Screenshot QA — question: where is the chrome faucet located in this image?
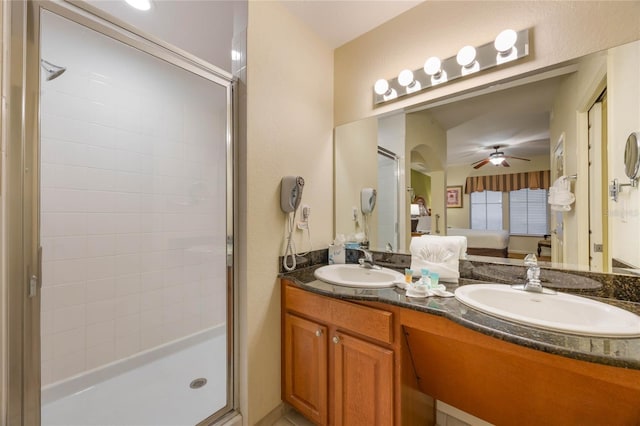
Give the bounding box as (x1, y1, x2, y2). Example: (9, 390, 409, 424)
(523, 253, 543, 293)
(357, 248, 379, 269)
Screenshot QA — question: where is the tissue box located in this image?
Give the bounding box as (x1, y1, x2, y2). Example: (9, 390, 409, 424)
(328, 244, 345, 264)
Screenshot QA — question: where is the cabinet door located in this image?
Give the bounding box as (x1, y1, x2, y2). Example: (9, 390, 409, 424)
(332, 333, 394, 426)
(284, 313, 328, 425)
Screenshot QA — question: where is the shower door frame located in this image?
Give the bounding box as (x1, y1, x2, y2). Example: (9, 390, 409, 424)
(3, 1, 238, 424)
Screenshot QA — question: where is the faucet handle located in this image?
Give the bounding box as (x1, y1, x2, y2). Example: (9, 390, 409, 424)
(527, 266, 540, 281)
(524, 253, 538, 267)
(358, 248, 373, 262)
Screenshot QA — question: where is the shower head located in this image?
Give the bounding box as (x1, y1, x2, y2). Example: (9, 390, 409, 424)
(40, 59, 66, 81)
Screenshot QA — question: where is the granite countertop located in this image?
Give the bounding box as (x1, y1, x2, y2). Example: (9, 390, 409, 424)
(282, 264, 640, 371)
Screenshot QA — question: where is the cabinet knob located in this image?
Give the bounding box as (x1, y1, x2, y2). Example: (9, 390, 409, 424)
(315, 329, 323, 337)
(332, 336, 341, 344)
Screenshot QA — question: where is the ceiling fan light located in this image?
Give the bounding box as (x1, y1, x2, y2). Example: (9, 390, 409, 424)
(490, 156, 505, 165)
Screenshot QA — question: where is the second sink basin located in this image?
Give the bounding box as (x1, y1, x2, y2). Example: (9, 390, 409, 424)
(455, 284, 640, 337)
(314, 264, 404, 288)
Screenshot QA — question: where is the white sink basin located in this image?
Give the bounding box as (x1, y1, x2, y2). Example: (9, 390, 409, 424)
(314, 264, 404, 288)
(454, 284, 640, 337)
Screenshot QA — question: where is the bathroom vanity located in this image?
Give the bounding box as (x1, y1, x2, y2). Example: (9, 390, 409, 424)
(283, 283, 395, 425)
(281, 268, 640, 425)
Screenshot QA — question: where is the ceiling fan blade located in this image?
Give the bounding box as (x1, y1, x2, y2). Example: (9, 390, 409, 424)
(471, 158, 489, 165)
(473, 159, 490, 169)
(504, 155, 531, 161)
(502, 160, 511, 167)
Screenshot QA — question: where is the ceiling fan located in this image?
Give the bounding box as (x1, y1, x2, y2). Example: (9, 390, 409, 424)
(471, 145, 531, 169)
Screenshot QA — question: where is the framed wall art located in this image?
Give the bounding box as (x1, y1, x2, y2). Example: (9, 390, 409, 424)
(447, 186, 463, 208)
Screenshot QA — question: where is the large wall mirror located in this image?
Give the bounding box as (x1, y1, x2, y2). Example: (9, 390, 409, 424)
(335, 38, 640, 275)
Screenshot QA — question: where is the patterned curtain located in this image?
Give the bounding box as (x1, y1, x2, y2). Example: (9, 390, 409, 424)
(464, 170, 551, 194)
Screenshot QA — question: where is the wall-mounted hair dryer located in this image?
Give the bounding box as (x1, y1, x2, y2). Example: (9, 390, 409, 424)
(281, 176, 305, 272)
(361, 187, 377, 214)
(281, 176, 305, 213)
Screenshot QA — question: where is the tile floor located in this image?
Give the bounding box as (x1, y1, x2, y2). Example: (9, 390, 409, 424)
(271, 409, 315, 426)
(272, 405, 479, 426)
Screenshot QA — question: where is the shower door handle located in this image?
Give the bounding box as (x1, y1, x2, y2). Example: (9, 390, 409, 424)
(27, 246, 42, 298)
(28, 275, 37, 298)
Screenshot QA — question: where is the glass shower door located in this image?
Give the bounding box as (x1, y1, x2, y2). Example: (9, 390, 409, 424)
(38, 7, 233, 426)
(377, 148, 400, 251)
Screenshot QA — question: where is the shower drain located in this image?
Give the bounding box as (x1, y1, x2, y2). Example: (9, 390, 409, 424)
(190, 378, 208, 389)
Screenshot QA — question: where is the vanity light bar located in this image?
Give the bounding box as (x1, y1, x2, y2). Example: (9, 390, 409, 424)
(373, 28, 530, 105)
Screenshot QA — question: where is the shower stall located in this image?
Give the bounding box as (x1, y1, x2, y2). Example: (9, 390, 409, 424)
(5, 1, 236, 425)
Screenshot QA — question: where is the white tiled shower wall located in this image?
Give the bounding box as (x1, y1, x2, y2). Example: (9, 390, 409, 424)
(40, 12, 228, 386)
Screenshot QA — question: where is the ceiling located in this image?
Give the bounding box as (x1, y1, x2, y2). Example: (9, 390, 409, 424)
(86, 0, 243, 71)
(428, 75, 567, 167)
(279, 0, 424, 48)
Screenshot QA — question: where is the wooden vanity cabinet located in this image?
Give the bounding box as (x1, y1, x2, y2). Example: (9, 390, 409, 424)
(332, 332, 394, 426)
(283, 278, 640, 425)
(283, 313, 328, 425)
(282, 280, 395, 425)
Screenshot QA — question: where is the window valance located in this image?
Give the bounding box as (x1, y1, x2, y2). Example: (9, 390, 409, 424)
(464, 170, 551, 194)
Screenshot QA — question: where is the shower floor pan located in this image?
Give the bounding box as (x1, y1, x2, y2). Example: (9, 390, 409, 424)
(41, 326, 227, 426)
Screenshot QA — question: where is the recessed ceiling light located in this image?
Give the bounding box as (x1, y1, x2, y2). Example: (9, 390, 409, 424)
(125, 0, 152, 11)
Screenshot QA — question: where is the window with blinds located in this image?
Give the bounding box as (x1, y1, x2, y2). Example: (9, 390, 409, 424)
(509, 188, 549, 235)
(470, 191, 503, 230)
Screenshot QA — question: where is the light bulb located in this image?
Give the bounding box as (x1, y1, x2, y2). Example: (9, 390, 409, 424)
(406, 80, 421, 93)
(125, 0, 152, 10)
(383, 88, 398, 101)
(456, 46, 476, 67)
(374, 79, 390, 95)
(490, 156, 504, 165)
(423, 57, 442, 76)
(398, 69, 414, 87)
(494, 29, 517, 54)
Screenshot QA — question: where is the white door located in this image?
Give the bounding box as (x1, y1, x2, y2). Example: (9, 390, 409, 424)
(588, 96, 608, 272)
(551, 137, 565, 264)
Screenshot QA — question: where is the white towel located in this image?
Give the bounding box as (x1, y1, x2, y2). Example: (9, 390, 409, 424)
(404, 283, 455, 298)
(548, 176, 575, 211)
(409, 235, 467, 283)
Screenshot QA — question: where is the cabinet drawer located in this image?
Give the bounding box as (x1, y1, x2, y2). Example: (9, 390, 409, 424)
(331, 299, 393, 344)
(284, 282, 393, 344)
(285, 284, 332, 322)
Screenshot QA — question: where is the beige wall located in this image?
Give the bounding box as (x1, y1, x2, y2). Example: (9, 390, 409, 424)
(608, 41, 640, 267)
(550, 53, 607, 268)
(334, 118, 378, 243)
(334, 1, 640, 126)
(244, 2, 334, 423)
(429, 171, 446, 237)
(405, 109, 446, 244)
